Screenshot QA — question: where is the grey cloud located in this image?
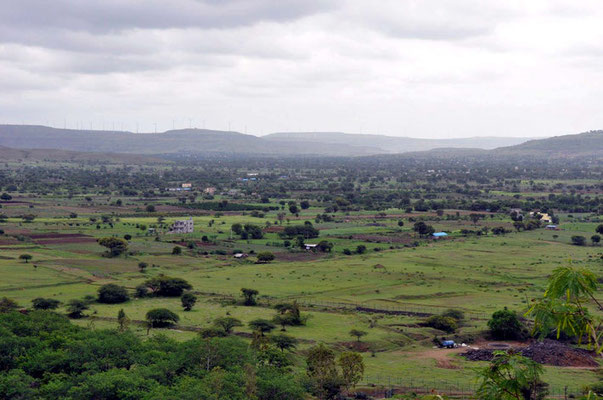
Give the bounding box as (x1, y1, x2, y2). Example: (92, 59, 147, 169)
(0, 0, 334, 36)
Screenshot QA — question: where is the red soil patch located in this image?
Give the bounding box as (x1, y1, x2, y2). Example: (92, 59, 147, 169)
(264, 225, 285, 233)
(335, 234, 414, 244)
(338, 341, 373, 352)
(29, 233, 97, 245)
(274, 251, 326, 262)
(461, 339, 599, 368)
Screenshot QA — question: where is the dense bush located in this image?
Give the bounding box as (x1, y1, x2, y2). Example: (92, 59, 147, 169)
(424, 315, 457, 333)
(280, 224, 320, 239)
(31, 297, 61, 310)
(487, 307, 527, 340)
(144, 276, 192, 297)
(97, 284, 130, 304)
(0, 311, 305, 399)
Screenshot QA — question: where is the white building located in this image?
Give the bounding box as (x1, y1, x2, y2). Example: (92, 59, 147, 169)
(168, 217, 194, 234)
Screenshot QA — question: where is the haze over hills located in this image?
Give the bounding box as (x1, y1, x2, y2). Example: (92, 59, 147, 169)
(0, 145, 163, 164)
(264, 132, 533, 153)
(0, 126, 597, 165)
(0, 124, 534, 156)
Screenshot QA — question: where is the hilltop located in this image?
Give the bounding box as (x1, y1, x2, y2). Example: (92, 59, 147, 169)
(494, 130, 603, 158)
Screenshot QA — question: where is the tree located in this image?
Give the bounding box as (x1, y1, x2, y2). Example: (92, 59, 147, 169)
(98, 284, 130, 304)
(469, 213, 484, 225)
(97, 237, 129, 257)
(397, 220, 404, 227)
(117, 309, 130, 332)
(146, 308, 179, 327)
(289, 204, 298, 214)
(256, 252, 275, 263)
(66, 299, 89, 319)
(172, 246, 182, 255)
(591, 235, 601, 245)
(241, 288, 259, 306)
(0, 193, 12, 201)
(306, 344, 342, 400)
(138, 262, 148, 273)
(213, 317, 243, 334)
(527, 266, 602, 354)
(145, 276, 192, 297)
(271, 334, 298, 352)
(338, 352, 364, 390)
(181, 293, 197, 311)
(145, 205, 156, 212)
(413, 221, 435, 237)
(273, 314, 295, 331)
(249, 319, 275, 336)
(300, 200, 310, 209)
(356, 244, 366, 254)
(349, 329, 368, 342)
(231, 223, 243, 235)
(476, 350, 548, 400)
(513, 221, 525, 232)
(571, 235, 586, 246)
(18, 254, 32, 263)
(317, 240, 333, 252)
(596, 224, 603, 235)
(488, 307, 525, 340)
(31, 297, 61, 310)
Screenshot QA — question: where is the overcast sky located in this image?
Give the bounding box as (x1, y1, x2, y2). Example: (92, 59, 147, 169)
(1, 0, 602, 138)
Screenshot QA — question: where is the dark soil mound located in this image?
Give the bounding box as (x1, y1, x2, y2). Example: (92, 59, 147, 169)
(461, 340, 599, 367)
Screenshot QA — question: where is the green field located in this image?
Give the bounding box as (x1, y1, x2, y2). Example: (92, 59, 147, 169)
(1, 196, 601, 393)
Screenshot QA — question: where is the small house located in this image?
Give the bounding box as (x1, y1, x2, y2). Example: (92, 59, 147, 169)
(432, 232, 448, 238)
(233, 253, 248, 259)
(545, 225, 559, 230)
(304, 244, 318, 251)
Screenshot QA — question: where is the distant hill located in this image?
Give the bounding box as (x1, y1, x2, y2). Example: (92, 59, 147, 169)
(0, 125, 598, 158)
(0, 125, 377, 156)
(0, 145, 163, 164)
(264, 131, 532, 153)
(494, 130, 603, 158)
(381, 130, 603, 160)
(0, 125, 533, 156)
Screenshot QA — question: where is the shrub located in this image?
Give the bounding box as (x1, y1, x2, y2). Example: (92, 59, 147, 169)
(199, 326, 227, 338)
(256, 252, 275, 263)
(97, 284, 130, 304)
(571, 235, 586, 246)
(31, 298, 61, 310)
(172, 246, 182, 255)
(356, 245, 367, 254)
(488, 307, 526, 340)
(424, 315, 457, 333)
(441, 309, 464, 321)
(146, 308, 179, 327)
